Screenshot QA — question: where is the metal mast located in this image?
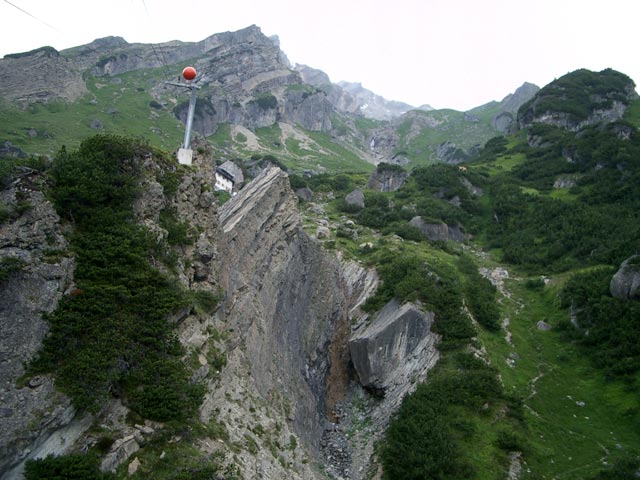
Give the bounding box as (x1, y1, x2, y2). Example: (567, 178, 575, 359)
(165, 66, 200, 165)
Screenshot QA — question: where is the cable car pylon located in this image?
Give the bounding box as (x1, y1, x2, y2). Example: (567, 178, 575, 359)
(165, 66, 200, 165)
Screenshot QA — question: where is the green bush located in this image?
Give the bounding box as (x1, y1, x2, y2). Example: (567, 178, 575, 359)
(25, 454, 114, 480)
(560, 268, 640, 381)
(254, 94, 277, 110)
(28, 135, 204, 420)
(381, 356, 503, 479)
(589, 456, 640, 479)
(160, 207, 194, 246)
(0, 257, 26, 283)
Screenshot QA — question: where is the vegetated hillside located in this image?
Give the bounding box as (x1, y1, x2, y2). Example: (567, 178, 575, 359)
(363, 81, 539, 168)
(0, 25, 538, 177)
(518, 68, 637, 131)
(0, 25, 374, 173)
(291, 68, 639, 479)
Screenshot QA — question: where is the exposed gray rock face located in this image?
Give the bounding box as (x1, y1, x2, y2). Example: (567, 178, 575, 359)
(435, 141, 469, 164)
(338, 259, 379, 321)
(461, 177, 483, 196)
(350, 300, 438, 394)
(294, 64, 331, 86)
(295, 187, 313, 202)
(366, 169, 407, 192)
(337, 81, 414, 121)
(0, 47, 87, 104)
(409, 216, 464, 243)
(283, 89, 333, 131)
(493, 111, 515, 134)
(553, 176, 577, 189)
(521, 101, 629, 132)
(345, 188, 365, 208)
(500, 82, 540, 114)
(0, 142, 27, 158)
(163, 26, 336, 135)
(337, 299, 440, 478)
(537, 320, 552, 331)
(0, 173, 83, 478)
(295, 64, 418, 122)
(100, 435, 140, 473)
(610, 256, 640, 300)
(199, 167, 350, 478)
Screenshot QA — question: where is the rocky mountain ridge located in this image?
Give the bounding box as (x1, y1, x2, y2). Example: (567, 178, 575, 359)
(1, 24, 544, 170)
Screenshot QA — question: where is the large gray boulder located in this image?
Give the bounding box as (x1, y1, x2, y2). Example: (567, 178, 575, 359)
(295, 187, 313, 202)
(409, 216, 464, 243)
(610, 256, 640, 300)
(366, 169, 407, 192)
(350, 299, 438, 394)
(344, 188, 365, 209)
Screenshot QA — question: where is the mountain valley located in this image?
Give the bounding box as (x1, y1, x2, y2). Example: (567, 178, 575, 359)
(1, 25, 640, 480)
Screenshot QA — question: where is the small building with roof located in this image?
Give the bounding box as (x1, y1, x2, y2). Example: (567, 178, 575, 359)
(214, 160, 244, 194)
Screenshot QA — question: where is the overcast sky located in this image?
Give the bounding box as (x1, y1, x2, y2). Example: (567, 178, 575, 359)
(1, 0, 638, 111)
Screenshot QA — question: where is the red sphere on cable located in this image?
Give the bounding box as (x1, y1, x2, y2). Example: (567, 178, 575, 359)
(182, 66, 197, 81)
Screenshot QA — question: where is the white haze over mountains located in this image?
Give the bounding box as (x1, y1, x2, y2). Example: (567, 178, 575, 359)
(1, 0, 639, 111)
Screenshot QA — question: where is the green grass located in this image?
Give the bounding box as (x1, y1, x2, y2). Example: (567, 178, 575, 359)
(468, 101, 502, 124)
(471, 152, 527, 176)
(477, 272, 640, 479)
(520, 186, 541, 196)
(304, 130, 373, 173)
(254, 123, 284, 150)
(394, 108, 500, 167)
(208, 122, 233, 147)
(623, 98, 640, 129)
(549, 188, 578, 201)
(0, 68, 184, 156)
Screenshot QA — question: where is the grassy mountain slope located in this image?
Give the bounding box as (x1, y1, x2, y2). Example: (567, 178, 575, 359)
(0, 66, 185, 155)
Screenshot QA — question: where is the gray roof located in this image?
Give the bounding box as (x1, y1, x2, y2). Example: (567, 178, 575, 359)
(218, 160, 244, 185)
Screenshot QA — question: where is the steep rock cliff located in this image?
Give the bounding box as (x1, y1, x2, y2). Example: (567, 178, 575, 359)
(0, 172, 80, 478)
(0, 48, 87, 105)
(199, 166, 351, 478)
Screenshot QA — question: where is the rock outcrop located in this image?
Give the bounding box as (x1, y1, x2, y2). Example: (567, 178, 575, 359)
(334, 298, 439, 479)
(336, 82, 414, 121)
(350, 300, 438, 395)
(518, 69, 637, 132)
(0, 172, 82, 478)
(0, 47, 87, 104)
(409, 216, 465, 243)
(610, 255, 640, 300)
(435, 141, 470, 164)
(499, 82, 540, 114)
(366, 168, 407, 192)
(345, 188, 365, 208)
